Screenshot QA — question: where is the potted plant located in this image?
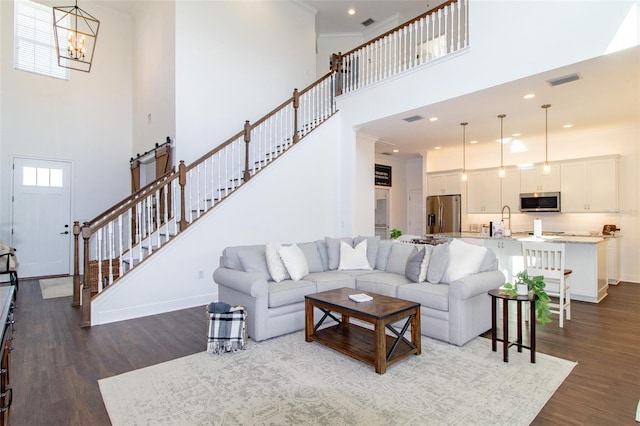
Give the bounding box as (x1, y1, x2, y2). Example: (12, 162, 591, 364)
(390, 229, 402, 239)
(503, 270, 552, 326)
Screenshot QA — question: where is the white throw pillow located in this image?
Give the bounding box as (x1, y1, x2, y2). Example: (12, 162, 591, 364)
(443, 239, 488, 283)
(278, 244, 309, 281)
(265, 242, 289, 282)
(338, 240, 371, 270)
(418, 245, 432, 282)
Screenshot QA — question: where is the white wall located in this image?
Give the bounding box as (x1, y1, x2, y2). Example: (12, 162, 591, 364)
(92, 114, 343, 324)
(174, 1, 317, 164)
(132, 1, 176, 156)
(0, 1, 133, 246)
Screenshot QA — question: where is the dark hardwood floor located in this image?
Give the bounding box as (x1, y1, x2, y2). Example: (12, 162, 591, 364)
(7, 279, 640, 425)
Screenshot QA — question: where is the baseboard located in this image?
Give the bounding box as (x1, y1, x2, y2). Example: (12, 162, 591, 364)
(92, 292, 218, 326)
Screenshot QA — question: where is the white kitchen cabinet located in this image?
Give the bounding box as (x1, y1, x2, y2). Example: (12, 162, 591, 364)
(564, 240, 608, 302)
(520, 164, 560, 193)
(428, 171, 461, 195)
(501, 168, 520, 215)
(560, 157, 619, 213)
(606, 237, 620, 285)
(483, 238, 522, 283)
(467, 170, 501, 213)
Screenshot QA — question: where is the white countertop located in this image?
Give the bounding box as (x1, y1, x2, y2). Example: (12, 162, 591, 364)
(431, 232, 607, 244)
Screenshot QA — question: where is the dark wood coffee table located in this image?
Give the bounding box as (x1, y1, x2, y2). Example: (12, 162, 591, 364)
(305, 287, 421, 374)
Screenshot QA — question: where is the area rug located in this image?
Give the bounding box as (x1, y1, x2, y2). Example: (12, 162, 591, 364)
(39, 276, 73, 299)
(99, 331, 575, 425)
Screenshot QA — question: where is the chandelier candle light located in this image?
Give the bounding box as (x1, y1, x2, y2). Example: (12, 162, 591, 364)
(498, 114, 506, 178)
(461, 122, 468, 181)
(542, 104, 552, 175)
(53, 0, 100, 72)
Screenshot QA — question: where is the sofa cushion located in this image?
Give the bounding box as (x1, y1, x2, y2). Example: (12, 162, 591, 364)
(278, 244, 309, 281)
(427, 242, 449, 284)
(315, 240, 329, 271)
(353, 236, 380, 270)
(356, 272, 412, 297)
(265, 242, 289, 283)
(375, 240, 394, 270)
(325, 237, 353, 270)
(397, 282, 450, 311)
(268, 280, 317, 308)
(385, 243, 415, 275)
(298, 242, 324, 273)
(235, 245, 271, 281)
(442, 239, 488, 283)
(305, 272, 355, 292)
(338, 240, 372, 270)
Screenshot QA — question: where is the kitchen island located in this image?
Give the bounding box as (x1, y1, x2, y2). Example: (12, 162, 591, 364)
(431, 232, 608, 303)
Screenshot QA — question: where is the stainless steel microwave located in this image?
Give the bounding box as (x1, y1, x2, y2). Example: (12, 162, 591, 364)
(519, 192, 561, 212)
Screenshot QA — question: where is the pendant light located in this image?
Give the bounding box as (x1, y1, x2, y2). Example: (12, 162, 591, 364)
(541, 104, 551, 175)
(461, 122, 468, 181)
(498, 114, 506, 178)
(53, 0, 100, 72)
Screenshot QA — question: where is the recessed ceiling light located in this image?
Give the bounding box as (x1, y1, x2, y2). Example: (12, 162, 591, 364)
(470, 140, 478, 144)
(563, 124, 573, 128)
(429, 117, 438, 122)
(392, 149, 399, 153)
(348, 8, 355, 15)
(435, 146, 441, 150)
(512, 133, 521, 137)
(523, 94, 536, 99)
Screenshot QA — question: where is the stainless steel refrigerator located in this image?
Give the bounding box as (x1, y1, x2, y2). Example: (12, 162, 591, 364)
(426, 194, 461, 234)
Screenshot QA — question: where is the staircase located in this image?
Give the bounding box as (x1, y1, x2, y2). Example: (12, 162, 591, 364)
(72, 0, 469, 326)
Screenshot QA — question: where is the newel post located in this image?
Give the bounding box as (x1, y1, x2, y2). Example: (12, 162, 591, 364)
(292, 89, 300, 144)
(80, 222, 92, 327)
(243, 120, 251, 182)
(71, 221, 81, 307)
(178, 160, 188, 231)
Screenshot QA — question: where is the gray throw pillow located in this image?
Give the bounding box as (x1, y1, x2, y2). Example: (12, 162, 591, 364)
(405, 247, 426, 283)
(375, 240, 394, 270)
(427, 242, 449, 284)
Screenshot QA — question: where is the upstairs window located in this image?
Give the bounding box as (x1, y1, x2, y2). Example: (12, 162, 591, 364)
(14, 0, 69, 80)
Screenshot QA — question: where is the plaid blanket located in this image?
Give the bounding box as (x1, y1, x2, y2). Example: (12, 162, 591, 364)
(207, 306, 247, 354)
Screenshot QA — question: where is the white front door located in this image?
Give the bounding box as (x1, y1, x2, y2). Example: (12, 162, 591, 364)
(11, 157, 72, 278)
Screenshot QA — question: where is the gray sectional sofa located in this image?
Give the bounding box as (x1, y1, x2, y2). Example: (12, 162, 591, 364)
(213, 236, 505, 346)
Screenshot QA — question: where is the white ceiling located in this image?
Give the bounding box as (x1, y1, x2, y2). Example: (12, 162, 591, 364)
(359, 46, 640, 158)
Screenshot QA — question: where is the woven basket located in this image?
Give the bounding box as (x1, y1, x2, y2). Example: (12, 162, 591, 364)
(86, 259, 120, 293)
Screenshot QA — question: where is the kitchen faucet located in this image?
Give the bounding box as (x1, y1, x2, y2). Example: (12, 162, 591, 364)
(501, 205, 511, 234)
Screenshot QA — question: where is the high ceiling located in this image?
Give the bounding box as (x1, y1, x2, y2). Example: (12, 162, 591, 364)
(93, 1, 639, 160)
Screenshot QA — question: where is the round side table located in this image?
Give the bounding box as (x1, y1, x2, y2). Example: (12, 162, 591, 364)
(488, 288, 536, 363)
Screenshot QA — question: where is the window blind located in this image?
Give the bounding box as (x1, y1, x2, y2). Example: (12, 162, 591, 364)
(14, 0, 69, 80)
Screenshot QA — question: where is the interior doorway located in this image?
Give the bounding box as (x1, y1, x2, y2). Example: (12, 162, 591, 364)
(374, 188, 390, 239)
(11, 157, 72, 278)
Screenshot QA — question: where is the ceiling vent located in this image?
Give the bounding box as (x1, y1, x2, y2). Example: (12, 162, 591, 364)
(546, 73, 581, 87)
(402, 115, 424, 123)
(361, 18, 375, 27)
(380, 151, 393, 156)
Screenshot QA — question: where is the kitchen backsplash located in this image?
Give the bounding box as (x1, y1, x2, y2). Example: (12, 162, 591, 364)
(465, 212, 621, 236)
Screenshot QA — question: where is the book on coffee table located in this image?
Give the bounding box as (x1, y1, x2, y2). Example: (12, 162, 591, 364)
(349, 293, 373, 303)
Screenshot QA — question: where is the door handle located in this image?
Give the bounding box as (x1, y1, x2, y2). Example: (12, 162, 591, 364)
(60, 231, 69, 235)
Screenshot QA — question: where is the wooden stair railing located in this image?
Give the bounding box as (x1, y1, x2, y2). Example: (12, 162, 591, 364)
(72, 0, 468, 326)
(73, 72, 337, 326)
